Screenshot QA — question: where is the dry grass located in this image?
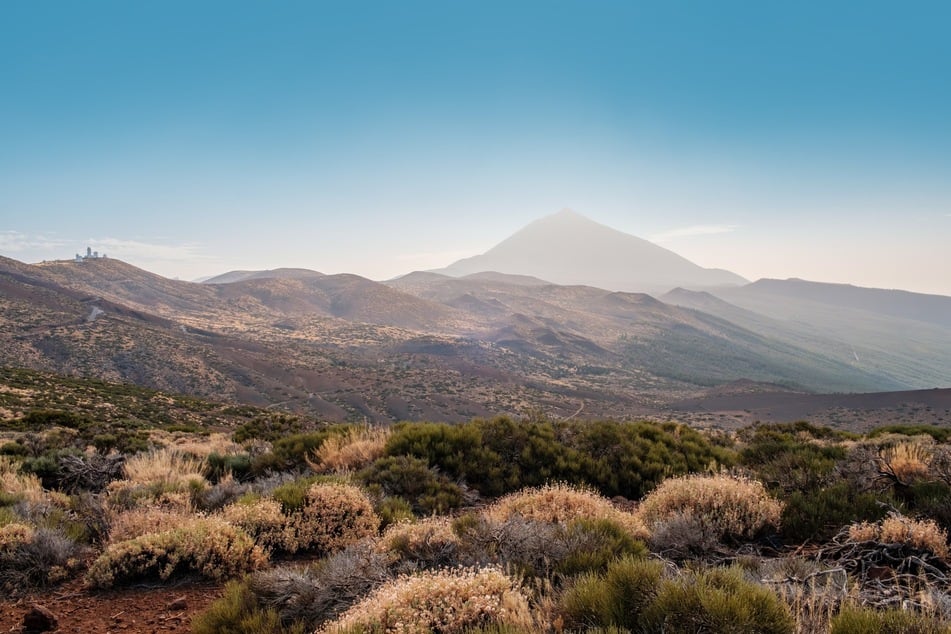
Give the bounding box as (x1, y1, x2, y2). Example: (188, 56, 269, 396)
(107, 506, 197, 543)
(635, 474, 783, 554)
(308, 426, 390, 474)
(0, 456, 44, 503)
(122, 447, 206, 485)
(876, 441, 932, 485)
(157, 431, 244, 459)
(848, 515, 949, 560)
(483, 483, 648, 541)
(316, 566, 534, 633)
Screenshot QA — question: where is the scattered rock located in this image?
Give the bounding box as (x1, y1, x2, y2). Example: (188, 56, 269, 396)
(22, 604, 58, 633)
(166, 595, 188, 611)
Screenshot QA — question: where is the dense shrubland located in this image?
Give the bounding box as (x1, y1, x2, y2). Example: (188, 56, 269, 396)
(3, 406, 951, 632)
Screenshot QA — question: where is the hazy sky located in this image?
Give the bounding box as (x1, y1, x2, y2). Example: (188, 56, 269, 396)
(2, 1, 950, 294)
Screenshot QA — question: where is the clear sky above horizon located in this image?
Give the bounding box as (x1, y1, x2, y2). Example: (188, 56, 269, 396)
(2, 1, 950, 294)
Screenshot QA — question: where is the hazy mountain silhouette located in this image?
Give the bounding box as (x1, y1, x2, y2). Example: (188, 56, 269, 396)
(202, 268, 325, 285)
(433, 209, 747, 293)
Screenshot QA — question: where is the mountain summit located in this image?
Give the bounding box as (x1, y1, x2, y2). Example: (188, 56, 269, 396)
(434, 210, 747, 294)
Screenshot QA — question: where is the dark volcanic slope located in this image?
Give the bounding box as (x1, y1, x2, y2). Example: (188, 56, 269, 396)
(668, 385, 951, 431)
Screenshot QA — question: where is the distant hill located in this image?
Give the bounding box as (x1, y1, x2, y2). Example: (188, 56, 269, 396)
(433, 209, 747, 294)
(675, 279, 951, 390)
(3, 254, 948, 424)
(202, 268, 325, 285)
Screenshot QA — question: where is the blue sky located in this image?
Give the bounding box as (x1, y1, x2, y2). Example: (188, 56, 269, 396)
(2, 1, 950, 293)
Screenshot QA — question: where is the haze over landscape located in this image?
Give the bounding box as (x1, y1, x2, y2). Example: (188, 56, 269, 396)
(2, 2, 950, 293)
(7, 4, 951, 631)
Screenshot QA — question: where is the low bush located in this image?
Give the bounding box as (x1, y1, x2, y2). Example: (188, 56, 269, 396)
(642, 566, 794, 634)
(830, 605, 950, 634)
(377, 517, 460, 573)
(452, 513, 647, 581)
(233, 414, 308, 444)
(251, 426, 353, 474)
(283, 483, 379, 555)
(781, 482, 891, 544)
(221, 496, 288, 553)
(86, 516, 267, 588)
(315, 567, 534, 633)
(250, 542, 391, 628)
(107, 506, 196, 543)
(560, 556, 664, 631)
(868, 425, 951, 443)
(483, 483, 647, 541)
(358, 455, 464, 515)
(636, 474, 783, 555)
(847, 515, 949, 560)
(0, 526, 85, 595)
(192, 579, 306, 634)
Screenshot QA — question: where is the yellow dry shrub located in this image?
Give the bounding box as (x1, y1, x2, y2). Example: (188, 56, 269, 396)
(0, 522, 35, 551)
(483, 483, 648, 541)
(848, 516, 949, 560)
(377, 517, 457, 553)
(283, 483, 380, 555)
(308, 426, 390, 474)
(635, 474, 783, 552)
(0, 456, 43, 503)
(107, 506, 197, 543)
(86, 516, 267, 588)
(317, 566, 534, 633)
(375, 516, 461, 571)
(220, 497, 288, 553)
(877, 442, 932, 484)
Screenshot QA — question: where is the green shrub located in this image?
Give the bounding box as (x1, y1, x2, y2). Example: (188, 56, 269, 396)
(868, 425, 951, 443)
(384, 421, 497, 489)
(358, 455, 463, 515)
(271, 476, 321, 512)
(830, 605, 950, 634)
(373, 495, 414, 529)
(192, 579, 305, 634)
(556, 518, 649, 577)
(781, 482, 891, 543)
(86, 517, 267, 588)
(560, 556, 663, 631)
(206, 452, 253, 483)
(741, 429, 846, 494)
(642, 567, 794, 634)
(233, 414, 308, 444)
(251, 426, 353, 474)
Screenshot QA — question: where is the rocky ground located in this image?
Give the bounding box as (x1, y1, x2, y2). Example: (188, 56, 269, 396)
(1, 578, 222, 634)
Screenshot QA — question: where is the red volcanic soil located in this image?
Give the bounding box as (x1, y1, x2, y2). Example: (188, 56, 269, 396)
(0, 578, 223, 634)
